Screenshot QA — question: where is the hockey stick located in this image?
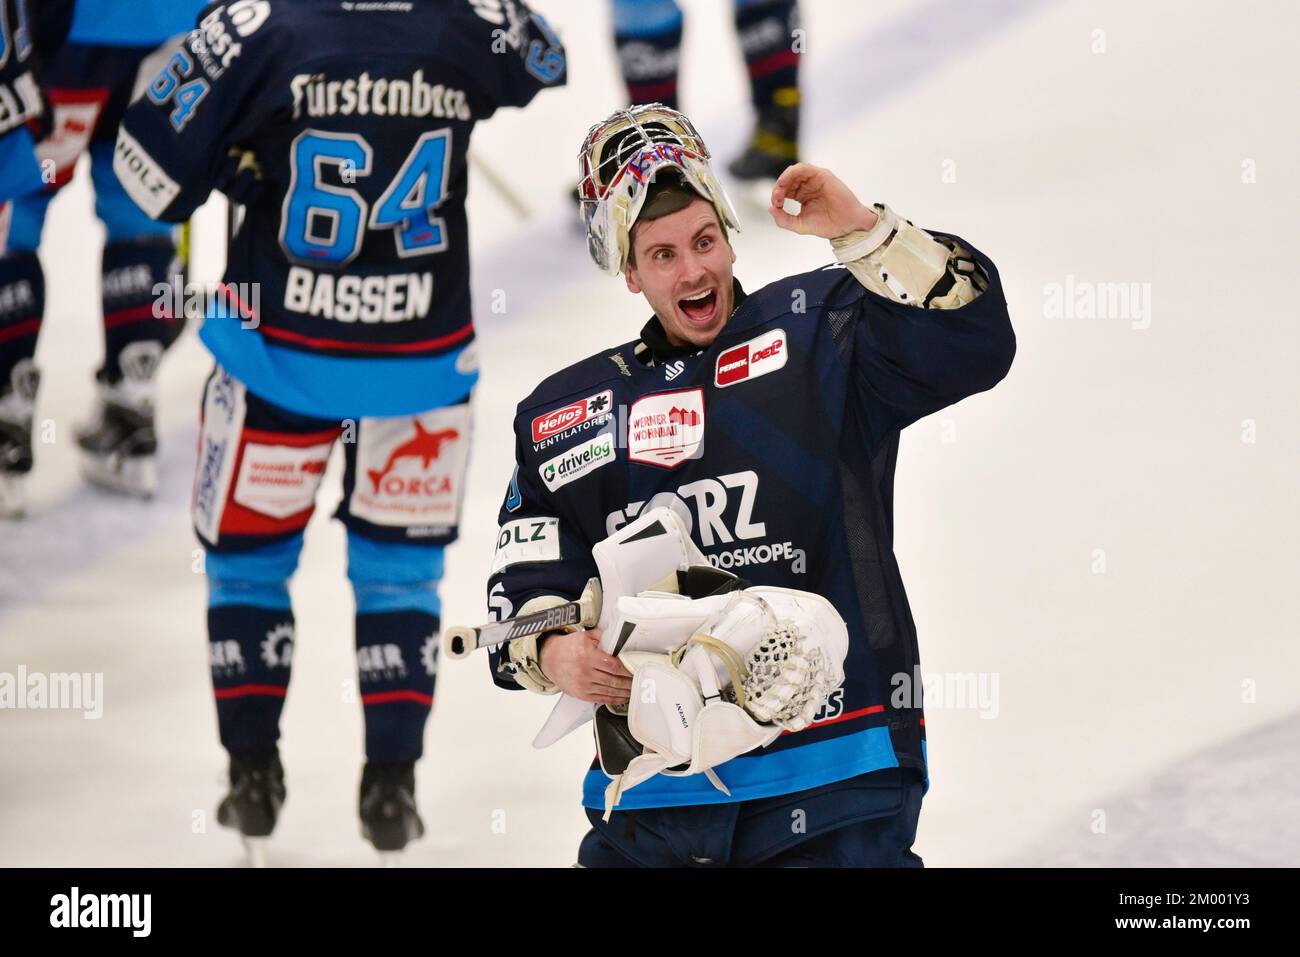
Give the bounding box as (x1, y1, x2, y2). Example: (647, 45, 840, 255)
(468, 151, 532, 221)
(444, 577, 602, 660)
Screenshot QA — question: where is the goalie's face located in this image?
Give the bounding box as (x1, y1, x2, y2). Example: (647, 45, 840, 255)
(625, 199, 736, 349)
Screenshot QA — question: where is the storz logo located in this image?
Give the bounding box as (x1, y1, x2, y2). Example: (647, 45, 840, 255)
(714, 328, 787, 388)
(531, 390, 613, 444)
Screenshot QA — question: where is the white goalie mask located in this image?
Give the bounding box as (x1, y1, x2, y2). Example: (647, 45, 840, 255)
(577, 103, 741, 276)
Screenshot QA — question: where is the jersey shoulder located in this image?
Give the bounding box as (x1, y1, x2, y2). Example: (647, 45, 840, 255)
(514, 340, 638, 419)
(724, 264, 861, 339)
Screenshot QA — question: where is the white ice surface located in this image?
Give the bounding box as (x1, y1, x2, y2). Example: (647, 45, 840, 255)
(1, 0, 1297, 866)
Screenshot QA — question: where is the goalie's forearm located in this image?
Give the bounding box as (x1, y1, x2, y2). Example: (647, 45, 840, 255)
(832, 204, 988, 309)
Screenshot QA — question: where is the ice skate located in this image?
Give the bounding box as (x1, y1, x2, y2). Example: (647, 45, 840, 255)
(75, 348, 161, 499)
(359, 762, 424, 860)
(0, 361, 38, 519)
(0, 430, 31, 519)
(728, 98, 800, 206)
(217, 750, 285, 867)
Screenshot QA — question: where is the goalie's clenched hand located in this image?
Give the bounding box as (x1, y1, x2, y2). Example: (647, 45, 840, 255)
(768, 162, 878, 239)
(540, 630, 632, 706)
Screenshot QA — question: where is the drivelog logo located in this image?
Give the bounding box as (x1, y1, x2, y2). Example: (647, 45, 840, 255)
(539, 432, 616, 492)
(531, 390, 612, 445)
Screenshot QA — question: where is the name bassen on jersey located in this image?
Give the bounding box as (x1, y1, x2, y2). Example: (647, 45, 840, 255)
(283, 266, 433, 323)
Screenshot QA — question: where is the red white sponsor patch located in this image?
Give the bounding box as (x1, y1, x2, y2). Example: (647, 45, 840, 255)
(531, 390, 613, 443)
(233, 441, 334, 519)
(714, 328, 788, 388)
(349, 405, 471, 530)
(627, 388, 705, 468)
(38, 90, 108, 187)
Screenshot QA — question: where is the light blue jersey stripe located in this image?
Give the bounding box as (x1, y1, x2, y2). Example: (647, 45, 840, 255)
(582, 725, 900, 810)
(69, 0, 204, 47)
(200, 311, 477, 419)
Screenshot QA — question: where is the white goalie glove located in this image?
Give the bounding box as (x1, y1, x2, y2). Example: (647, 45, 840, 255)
(596, 575, 849, 817)
(513, 506, 849, 817)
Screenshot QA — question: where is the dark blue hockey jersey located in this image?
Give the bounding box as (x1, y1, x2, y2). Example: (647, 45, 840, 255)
(0, 0, 68, 197)
(488, 239, 1015, 810)
(115, 0, 565, 418)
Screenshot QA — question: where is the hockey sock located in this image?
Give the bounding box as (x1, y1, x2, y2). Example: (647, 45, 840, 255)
(0, 252, 44, 407)
(355, 609, 440, 764)
(207, 603, 297, 755)
(100, 238, 182, 386)
(613, 0, 683, 109)
(734, 0, 801, 115)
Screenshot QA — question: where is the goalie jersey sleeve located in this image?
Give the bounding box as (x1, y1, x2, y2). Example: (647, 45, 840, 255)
(848, 237, 1016, 454)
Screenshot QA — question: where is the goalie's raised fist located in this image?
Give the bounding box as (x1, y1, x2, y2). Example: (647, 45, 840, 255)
(768, 163, 879, 240)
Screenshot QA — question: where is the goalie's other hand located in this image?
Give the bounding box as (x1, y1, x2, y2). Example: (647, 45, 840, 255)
(540, 630, 632, 706)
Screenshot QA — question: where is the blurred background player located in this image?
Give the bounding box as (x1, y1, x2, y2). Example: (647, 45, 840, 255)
(612, 0, 801, 181)
(0, 0, 71, 200)
(116, 0, 565, 860)
(0, 0, 203, 516)
(0, 0, 72, 513)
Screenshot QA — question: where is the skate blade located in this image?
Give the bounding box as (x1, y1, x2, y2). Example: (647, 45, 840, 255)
(376, 851, 405, 868)
(79, 453, 159, 499)
(0, 474, 27, 518)
(242, 837, 270, 868)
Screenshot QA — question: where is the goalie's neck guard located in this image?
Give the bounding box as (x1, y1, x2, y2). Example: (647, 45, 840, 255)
(577, 103, 742, 277)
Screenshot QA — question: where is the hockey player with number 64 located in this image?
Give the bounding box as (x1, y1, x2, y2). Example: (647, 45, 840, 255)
(115, 0, 565, 862)
(482, 105, 1015, 866)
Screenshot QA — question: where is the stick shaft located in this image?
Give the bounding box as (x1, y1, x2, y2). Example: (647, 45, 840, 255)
(445, 579, 601, 659)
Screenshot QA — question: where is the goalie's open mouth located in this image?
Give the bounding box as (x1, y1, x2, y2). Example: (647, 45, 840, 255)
(677, 288, 718, 325)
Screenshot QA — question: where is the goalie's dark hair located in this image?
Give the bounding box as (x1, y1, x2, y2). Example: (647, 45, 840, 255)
(626, 171, 729, 270)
